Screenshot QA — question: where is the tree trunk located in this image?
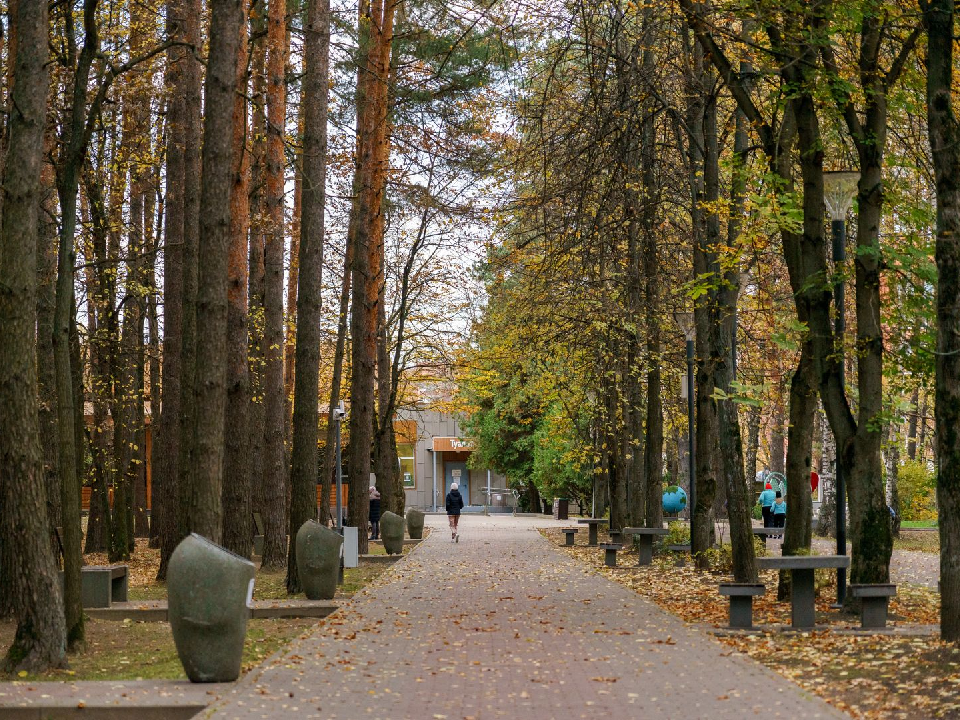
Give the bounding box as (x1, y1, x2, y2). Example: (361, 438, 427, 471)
(744, 403, 761, 488)
(286, 0, 330, 592)
(222, 12, 252, 558)
(37, 155, 60, 551)
(922, 0, 960, 641)
(247, 0, 268, 547)
(374, 247, 400, 517)
(347, 0, 396, 556)
(907, 388, 919, 461)
(154, 0, 185, 569)
(260, 0, 292, 569)
(688, 64, 719, 566)
(284, 113, 303, 436)
(160, 0, 202, 580)
(639, 26, 662, 530)
(54, 0, 104, 647)
(184, 0, 245, 543)
(885, 425, 901, 538)
(320, 238, 353, 527)
(769, 402, 786, 475)
(817, 405, 838, 537)
(0, 0, 66, 671)
(779, 343, 816, 600)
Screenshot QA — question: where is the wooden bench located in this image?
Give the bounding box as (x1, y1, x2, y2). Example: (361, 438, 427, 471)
(81, 565, 128, 608)
(599, 543, 622, 568)
(849, 584, 897, 629)
(757, 555, 850, 629)
(719, 583, 765, 629)
(622, 527, 669, 565)
(561, 528, 580, 546)
(577, 518, 609, 546)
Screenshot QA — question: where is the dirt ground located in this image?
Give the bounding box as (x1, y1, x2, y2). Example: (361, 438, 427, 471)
(0, 533, 421, 682)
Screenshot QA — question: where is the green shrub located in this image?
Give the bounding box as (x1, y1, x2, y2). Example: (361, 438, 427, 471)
(751, 504, 762, 521)
(665, 520, 690, 545)
(899, 460, 937, 521)
(704, 543, 734, 573)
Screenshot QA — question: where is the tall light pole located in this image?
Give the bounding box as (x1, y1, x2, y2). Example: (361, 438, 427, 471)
(823, 169, 859, 606)
(674, 312, 695, 544)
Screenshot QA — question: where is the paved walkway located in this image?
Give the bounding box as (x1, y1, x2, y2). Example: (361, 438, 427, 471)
(811, 538, 939, 589)
(209, 515, 842, 719)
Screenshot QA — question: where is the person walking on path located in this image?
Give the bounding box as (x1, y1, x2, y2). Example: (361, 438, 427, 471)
(771, 490, 786, 537)
(369, 486, 381, 540)
(445, 482, 464, 542)
(758, 482, 776, 527)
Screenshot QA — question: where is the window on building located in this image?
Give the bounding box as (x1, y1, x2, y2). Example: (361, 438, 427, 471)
(399, 443, 415, 487)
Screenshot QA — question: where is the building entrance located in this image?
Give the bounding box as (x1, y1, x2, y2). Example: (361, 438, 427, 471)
(445, 461, 469, 505)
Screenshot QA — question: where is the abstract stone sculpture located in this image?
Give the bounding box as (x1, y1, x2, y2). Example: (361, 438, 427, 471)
(380, 511, 404, 555)
(168, 533, 255, 683)
(296, 519, 343, 600)
(406, 509, 425, 539)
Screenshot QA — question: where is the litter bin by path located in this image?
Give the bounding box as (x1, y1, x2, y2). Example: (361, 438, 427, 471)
(553, 499, 569, 520)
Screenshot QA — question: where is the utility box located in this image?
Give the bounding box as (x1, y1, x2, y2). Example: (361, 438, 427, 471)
(342, 526, 359, 568)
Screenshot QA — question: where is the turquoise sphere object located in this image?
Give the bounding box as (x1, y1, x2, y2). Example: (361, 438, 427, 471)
(662, 485, 688, 513)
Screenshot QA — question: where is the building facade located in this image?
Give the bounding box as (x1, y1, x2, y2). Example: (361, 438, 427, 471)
(396, 408, 513, 511)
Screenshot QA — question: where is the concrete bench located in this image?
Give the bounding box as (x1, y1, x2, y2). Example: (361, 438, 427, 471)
(599, 543, 622, 567)
(81, 565, 128, 608)
(577, 518, 609, 546)
(622, 527, 669, 565)
(719, 583, 765, 629)
(849, 584, 897, 629)
(561, 528, 580, 546)
(666, 544, 691, 567)
(608, 529, 623, 545)
(751, 527, 784, 546)
(757, 555, 850, 629)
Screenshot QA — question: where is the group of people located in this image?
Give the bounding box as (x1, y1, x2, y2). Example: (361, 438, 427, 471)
(758, 481, 786, 535)
(367, 480, 465, 543)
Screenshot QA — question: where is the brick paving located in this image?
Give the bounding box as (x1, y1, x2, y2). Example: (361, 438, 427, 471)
(208, 515, 842, 719)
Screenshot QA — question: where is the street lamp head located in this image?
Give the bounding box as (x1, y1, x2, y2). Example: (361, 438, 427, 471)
(673, 311, 695, 341)
(823, 170, 861, 222)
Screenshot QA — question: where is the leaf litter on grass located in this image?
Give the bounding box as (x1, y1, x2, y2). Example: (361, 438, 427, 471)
(541, 526, 957, 718)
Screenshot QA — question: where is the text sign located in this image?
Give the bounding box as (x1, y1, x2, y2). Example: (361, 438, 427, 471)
(432, 436, 476, 452)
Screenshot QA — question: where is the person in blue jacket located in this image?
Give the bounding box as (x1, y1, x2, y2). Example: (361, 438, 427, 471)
(771, 490, 787, 537)
(758, 482, 776, 527)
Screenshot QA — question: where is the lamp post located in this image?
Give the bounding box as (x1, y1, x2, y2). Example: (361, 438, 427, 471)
(674, 312, 696, 544)
(823, 170, 860, 606)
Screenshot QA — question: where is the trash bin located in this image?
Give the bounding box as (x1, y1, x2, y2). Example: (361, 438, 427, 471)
(553, 499, 569, 521)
